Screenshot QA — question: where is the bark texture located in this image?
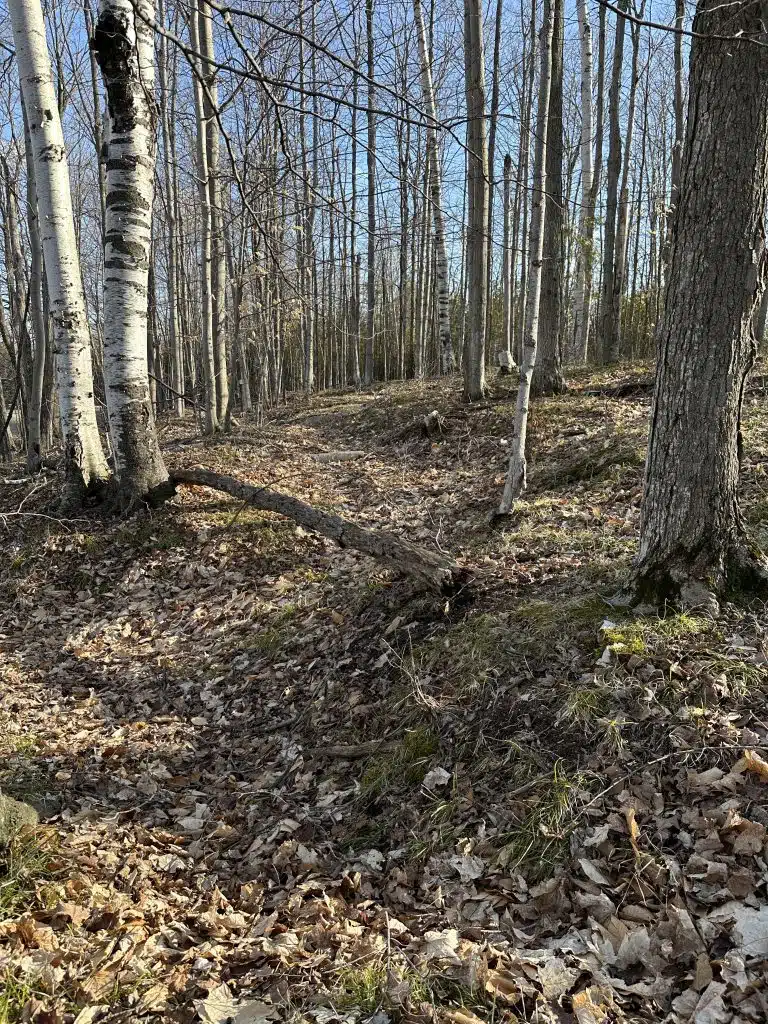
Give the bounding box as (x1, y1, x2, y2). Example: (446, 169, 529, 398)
(413, 0, 454, 374)
(189, 6, 219, 433)
(634, 0, 768, 607)
(94, 0, 170, 505)
(172, 467, 469, 595)
(8, 0, 109, 499)
(498, 0, 554, 512)
(531, 0, 565, 396)
(572, 0, 594, 362)
(463, 0, 488, 401)
(599, 0, 626, 364)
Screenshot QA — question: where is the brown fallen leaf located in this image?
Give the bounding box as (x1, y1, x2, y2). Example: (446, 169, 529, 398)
(572, 986, 617, 1024)
(135, 982, 170, 1014)
(76, 969, 119, 1006)
(733, 749, 768, 781)
(624, 806, 641, 857)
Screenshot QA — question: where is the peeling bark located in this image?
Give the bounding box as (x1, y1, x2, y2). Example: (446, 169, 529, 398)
(413, 0, 454, 375)
(94, 0, 170, 506)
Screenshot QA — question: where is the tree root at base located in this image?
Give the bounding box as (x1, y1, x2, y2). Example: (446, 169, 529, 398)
(618, 542, 768, 615)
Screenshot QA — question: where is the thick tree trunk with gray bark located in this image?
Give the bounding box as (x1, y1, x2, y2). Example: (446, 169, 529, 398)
(8, 0, 109, 501)
(531, 0, 565, 396)
(632, 0, 768, 609)
(94, 0, 170, 505)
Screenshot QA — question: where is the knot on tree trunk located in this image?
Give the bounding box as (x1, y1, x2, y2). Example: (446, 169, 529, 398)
(92, 7, 137, 134)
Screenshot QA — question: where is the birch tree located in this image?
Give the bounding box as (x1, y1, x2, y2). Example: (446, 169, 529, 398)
(8, 0, 109, 500)
(198, 0, 228, 420)
(189, 6, 218, 432)
(413, 0, 454, 374)
(572, 0, 594, 362)
(93, 0, 170, 504)
(500, 152, 515, 370)
(22, 107, 47, 474)
(498, 0, 554, 513)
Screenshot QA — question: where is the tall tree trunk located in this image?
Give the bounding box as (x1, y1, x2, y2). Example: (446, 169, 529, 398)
(8, 0, 109, 500)
(83, 0, 107, 241)
(500, 153, 515, 370)
(631, 0, 768, 609)
(531, 0, 564, 395)
(413, 0, 454, 374)
(364, 0, 376, 385)
(350, 62, 362, 388)
(485, 0, 504, 358)
(572, 0, 594, 362)
(158, 0, 183, 416)
(498, 0, 554, 512)
(94, 0, 169, 504)
(664, 0, 686, 271)
(22, 105, 47, 474)
(599, 0, 627, 364)
(198, 0, 228, 419)
(612, 14, 642, 360)
(516, 0, 536, 366)
(463, 0, 488, 401)
(189, 7, 218, 433)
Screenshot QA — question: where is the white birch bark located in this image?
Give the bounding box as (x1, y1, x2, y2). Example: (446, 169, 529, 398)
(189, 7, 219, 433)
(413, 0, 454, 374)
(8, 0, 109, 499)
(22, 105, 47, 474)
(572, 0, 594, 362)
(498, 0, 554, 513)
(198, 0, 229, 419)
(500, 152, 515, 369)
(94, 0, 169, 503)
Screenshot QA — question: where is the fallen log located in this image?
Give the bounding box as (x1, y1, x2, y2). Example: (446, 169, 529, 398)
(171, 467, 469, 595)
(314, 450, 366, 463)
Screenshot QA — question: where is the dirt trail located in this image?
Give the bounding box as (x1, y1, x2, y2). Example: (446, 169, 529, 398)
(2, 371, 768, 1023)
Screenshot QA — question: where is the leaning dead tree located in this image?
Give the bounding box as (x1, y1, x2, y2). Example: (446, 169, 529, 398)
(172, 467, 469, 595)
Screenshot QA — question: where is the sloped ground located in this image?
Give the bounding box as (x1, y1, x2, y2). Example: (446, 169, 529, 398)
(2, 365, 768, 1023)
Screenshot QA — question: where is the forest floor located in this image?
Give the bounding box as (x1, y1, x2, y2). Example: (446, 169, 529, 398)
(3, 364, 768, 1024)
